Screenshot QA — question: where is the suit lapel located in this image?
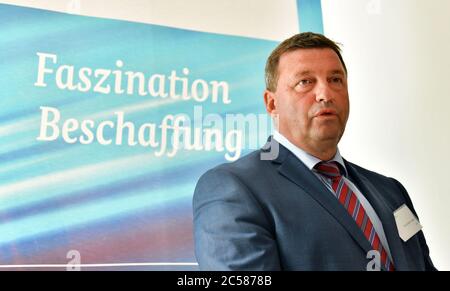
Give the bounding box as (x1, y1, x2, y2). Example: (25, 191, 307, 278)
(345, 162, 411, 270)
(269, 143, 375, 264)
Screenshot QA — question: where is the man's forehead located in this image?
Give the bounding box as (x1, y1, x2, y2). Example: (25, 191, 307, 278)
(278, 49, 345, 75)
(293, 69, 346, 77)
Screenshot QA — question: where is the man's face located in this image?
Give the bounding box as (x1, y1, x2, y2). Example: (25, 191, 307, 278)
(265, 48, 350, 156)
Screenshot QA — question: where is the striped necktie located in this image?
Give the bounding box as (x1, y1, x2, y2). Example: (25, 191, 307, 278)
(314, 161, 395, 271)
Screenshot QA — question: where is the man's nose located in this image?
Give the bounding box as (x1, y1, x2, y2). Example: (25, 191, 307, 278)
(315, 81, 333, 103)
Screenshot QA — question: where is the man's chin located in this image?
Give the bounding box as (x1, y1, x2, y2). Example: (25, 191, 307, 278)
(313, 130, 342, 144)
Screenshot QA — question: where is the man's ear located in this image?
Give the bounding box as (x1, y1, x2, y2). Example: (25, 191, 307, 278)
(264, 89, 277, 117)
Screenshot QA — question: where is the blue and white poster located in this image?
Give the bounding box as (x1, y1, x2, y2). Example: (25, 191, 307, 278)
(0, 1, 323, 270)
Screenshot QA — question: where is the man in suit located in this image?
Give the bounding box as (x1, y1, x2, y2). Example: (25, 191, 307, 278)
(192, 32, 436, 271)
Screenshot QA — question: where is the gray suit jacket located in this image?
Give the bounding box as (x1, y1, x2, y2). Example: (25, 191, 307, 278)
(193, 139, 436, 270)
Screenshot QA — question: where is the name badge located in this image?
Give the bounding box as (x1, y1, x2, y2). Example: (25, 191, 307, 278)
(394, 204, 422, 242)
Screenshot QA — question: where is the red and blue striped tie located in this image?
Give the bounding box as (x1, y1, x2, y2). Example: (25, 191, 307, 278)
(315, 161, 395, 271)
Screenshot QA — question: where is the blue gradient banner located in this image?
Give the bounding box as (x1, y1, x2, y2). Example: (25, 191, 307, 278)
(297, 0, 324, 33)
(0, 3, 322, 270)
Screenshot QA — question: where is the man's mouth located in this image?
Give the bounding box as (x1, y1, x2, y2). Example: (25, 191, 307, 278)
(314, 108, 338, 117)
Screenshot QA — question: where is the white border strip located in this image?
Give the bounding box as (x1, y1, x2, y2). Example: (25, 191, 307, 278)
(0, 262, 198, 268)
(0, 0, 298, 41)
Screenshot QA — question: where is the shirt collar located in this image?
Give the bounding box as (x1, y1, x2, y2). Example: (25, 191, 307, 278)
(272, 130, 348, 176)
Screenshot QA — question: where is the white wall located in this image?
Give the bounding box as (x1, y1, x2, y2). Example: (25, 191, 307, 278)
(1, 0, 448, 269)
(0, 0, 298, 41)
(322, 0, 450, 270)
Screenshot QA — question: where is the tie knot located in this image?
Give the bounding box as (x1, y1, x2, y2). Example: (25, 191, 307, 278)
(314, 161, 342, 179)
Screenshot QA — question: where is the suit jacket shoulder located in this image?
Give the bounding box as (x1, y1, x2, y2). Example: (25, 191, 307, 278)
(193, 142, 437, 270)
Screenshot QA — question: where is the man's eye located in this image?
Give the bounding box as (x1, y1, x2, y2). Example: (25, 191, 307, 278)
(298, 79, 312, 86)
(330, 77, 343, 83)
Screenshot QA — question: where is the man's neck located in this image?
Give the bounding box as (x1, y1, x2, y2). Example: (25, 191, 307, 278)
(300, 143, 337, 161)
(279, 132, 338, 161)
(272, 131, 346, 172)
